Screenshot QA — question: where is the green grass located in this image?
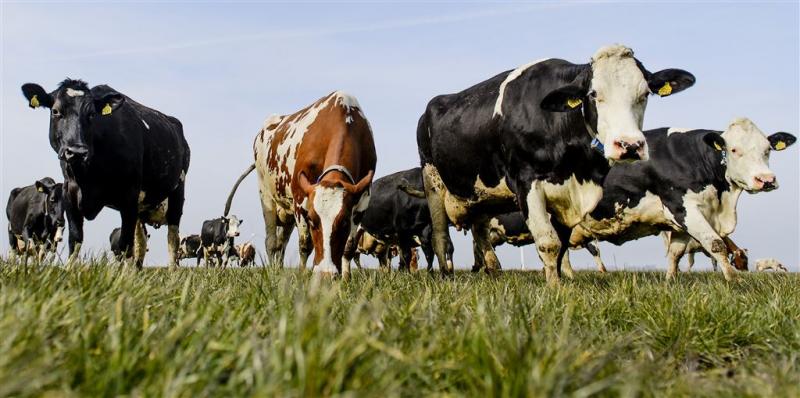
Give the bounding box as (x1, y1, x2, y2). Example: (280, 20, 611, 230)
(1, 260, 799, 397)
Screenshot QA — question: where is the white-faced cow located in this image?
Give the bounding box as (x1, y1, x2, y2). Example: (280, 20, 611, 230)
(21, 79, 190, 268)
(6, 177, 65, 263)
(225, 91, 376, 277)
(569, 118, 795, 280)
(417, 45, 695, 283)
(200, 215, 241, 267)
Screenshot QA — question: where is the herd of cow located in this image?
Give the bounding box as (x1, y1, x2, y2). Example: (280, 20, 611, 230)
(5, 44, 795, 280)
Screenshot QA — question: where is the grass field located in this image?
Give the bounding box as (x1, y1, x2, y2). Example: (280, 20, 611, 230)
(1, 261, 798, 397)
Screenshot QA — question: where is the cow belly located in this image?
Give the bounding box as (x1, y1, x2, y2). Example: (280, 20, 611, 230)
(581, 191, 675, 242)
(423, 164, 516, 228)
(138, 192, 169, 226)
(542, 176, 603, 227)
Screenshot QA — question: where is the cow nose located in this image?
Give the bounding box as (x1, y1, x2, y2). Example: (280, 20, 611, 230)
(615, 140, 646, 160)
(755, 174, 777, 191)
(62, 146, 89, 162)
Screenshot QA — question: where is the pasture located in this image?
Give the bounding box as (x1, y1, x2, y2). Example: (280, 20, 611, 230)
(1, 261, 798, 397)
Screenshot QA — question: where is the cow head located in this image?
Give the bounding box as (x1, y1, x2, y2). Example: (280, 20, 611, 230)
(21, 79, 125, 166)
(298, 169, 373, 274)
(541, 44, 695, 162)
(224, 215, 242, 238)
(34, 177, 65, 243)
(703, 118, 796, 193)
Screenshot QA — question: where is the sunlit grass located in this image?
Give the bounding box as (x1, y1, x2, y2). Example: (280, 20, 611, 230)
(1, 259, 798, 397)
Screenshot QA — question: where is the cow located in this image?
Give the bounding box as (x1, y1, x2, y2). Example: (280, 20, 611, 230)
(346, 167, 451, 272)
(472, 211, 607, 273)
(417, 44, 695, 283)
(236, 242, 256, 267)
(661, 231, 748, 272)
(21, 79, 190, 269)
(109, 226, 150, 257)
(755, 258, 788, 272)
(6, 177, 65, 263)
(178, 234, 203, 265)
(569, 118, 795, 280)
(225, 91, 376, 277)
(200, 215, 241, 267)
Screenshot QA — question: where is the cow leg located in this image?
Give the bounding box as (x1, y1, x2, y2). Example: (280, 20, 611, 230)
(710, 257, 719, 272)
(421, 242, 435, 272)
(296, 218, 313, 271)
(560, 250, 575, 279)
(353, 253, 362, 269)
(262, 197, 281, 266)
(377, 246, 390, 272)
(165, 184, 185, 270)
(133, 220, 147, 269)
(342, 227, 365, 270)
(397, 242, 414, 272)
(683, 211, 736, 280)
(586, 241, 607, 273)
(275, 222, 295, 267)
(686, 252, 695, 271)
(422, 168, 454, 274)
(472, 217, 501, 275)
(63, 181, 84, 264)
(666, 233, 690, 280)
(118, 209, 138, 270)
(471, 239, 485, 273)
(523, 182, 561, 285)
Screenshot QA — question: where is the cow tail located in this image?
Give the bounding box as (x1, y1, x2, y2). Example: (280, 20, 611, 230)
(224, 164, 256, 216)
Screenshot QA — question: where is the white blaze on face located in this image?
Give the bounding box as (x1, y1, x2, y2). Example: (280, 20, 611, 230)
(312, 186, 345, 274)
(590, 45, 650, 161)
(66, 88, 84, 97)
(720, 118, 776, 192)
(226, 215, 241, 237)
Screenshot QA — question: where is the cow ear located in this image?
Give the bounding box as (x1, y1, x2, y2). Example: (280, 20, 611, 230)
(94, 92, 125, 116)
(768, 132, 796, 151)
(648, 69, 695, 97)
(703, 132, 726, 152)
(22, 83, 53, 109)
(346, 170, 374, 194)
(541, 85, 586, 112)
(298, 171, 315, 195)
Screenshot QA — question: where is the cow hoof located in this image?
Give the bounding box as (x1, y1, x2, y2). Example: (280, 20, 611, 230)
(483, 267, 501, 277)
(470, 265, 482, 273)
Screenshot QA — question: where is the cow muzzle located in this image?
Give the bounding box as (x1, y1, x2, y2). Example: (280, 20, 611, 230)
(61, 146, 89, 163)
(613, 139, 647, 161)
(754, 174, 777, 192)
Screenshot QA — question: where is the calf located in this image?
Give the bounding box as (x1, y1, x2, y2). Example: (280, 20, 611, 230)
(755, 258, 788, 272)
(225, 91, 376, 277)
(236, 242, 256, 267)
(21, 79, 190, 268)
(200, 216, 241, 267)
(6, 177, 65, 263)
(416, 44, 694, 283)
(178, 234, 203, 265)
(570, 118, 795, 280)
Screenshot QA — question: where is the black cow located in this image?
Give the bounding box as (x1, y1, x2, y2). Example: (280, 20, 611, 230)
(109, 227, 149, 257)
(345, 168, 453, 272)
(21, 79, 190, 268)
(472, 211, 606, 273)
(570, 119, 796, 280)
(6, 177, 65, 263)
(200, 215, 241, 267)
(178, 234, 203, 266)
(417, 44, 695, 283)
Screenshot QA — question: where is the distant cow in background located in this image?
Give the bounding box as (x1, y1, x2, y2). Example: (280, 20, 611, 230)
(110, 227, 150, 257)
(21, 79, 190, 268)
(236, 242, 256, 267)
(6, 177, 65, 263)
(178, 234, 203, 265)
(200, 216, 241, 267)
(225, 91, 376, 277)
(755, 258, 788, 272)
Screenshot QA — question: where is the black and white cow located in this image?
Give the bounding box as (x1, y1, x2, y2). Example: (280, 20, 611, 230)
(472, 211, 606, 273)
(21, 79, 190, 268)
(345, 167, 452, 272)
(6, 177, 65, 263)
(417, 44, 695, 282)
(569, 118, 795, 280)
(200, 215, 241, 267)
(178, 234, 203, 265)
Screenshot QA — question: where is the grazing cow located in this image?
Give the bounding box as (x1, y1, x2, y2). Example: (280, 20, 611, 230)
(6, 177, 65, 263)
(569, 118, 795, 280)
(353, 230, 391, 269)
(109, 227, 150, 257)
(472, 211, 606, 273)
(661, 231, 748, 272)
(417, 44, 695, 282)
(200, 216, 241, 267)
(346, 167, 451, 272)
(21, 79, 190, 268)
(225, 91, 376, 277)
(236, 242, 256, 267)
(178, 234, 203, 265)
(755, 258, 788, 272)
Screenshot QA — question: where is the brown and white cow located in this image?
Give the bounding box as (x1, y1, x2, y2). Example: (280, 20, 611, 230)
(225, 91, 376, 277)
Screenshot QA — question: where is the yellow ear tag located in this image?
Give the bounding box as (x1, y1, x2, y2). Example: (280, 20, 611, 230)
(657, 82, 673, 97)
(102, 103, 113, 116)
(713, 142, 722, 151)
(37, 186, 43, 192)
(566, 98, 582, 109)
(30, 95, 40, 108)
(775, 141, 786, 151)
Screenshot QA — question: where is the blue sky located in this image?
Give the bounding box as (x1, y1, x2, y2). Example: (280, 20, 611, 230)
(1, 1, 798, 270)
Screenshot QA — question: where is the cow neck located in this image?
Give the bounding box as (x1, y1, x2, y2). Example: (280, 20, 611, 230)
(698, 135, 732, 197)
